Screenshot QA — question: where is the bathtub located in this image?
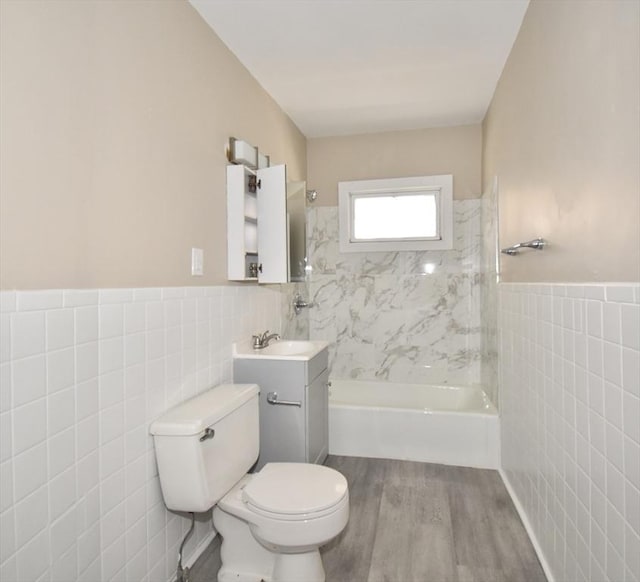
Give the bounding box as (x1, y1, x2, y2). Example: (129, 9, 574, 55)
(328, 380, 500, 469)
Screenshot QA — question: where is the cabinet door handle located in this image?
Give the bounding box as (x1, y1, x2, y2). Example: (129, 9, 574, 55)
(266, 391, 301, 407)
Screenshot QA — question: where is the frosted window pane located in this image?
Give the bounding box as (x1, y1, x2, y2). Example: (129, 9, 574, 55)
(352, 194, 437, 240)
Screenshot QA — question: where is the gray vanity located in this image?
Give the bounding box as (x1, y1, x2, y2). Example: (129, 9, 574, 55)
(233, 340, 329, 470)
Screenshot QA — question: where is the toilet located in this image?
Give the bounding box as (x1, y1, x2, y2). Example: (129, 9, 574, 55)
(149, 383, 349, 582)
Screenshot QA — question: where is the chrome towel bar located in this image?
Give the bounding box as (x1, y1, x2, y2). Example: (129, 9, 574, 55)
(501, 237, 546, 256)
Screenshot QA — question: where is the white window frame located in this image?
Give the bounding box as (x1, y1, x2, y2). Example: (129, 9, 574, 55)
(338, 174, 453, 253)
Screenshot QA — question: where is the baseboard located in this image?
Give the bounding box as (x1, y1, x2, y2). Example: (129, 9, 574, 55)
(167, 531, 218, 582)
(187, 531, 218, 568)
(499, 469, 555, 582)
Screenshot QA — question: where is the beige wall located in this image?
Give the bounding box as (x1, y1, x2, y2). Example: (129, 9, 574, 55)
(0, 0, 306, 290)
(307, 125, 482, 206)
(483, 0, 640, 282)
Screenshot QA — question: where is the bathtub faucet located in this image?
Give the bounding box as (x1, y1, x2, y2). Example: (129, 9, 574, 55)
(252, 331, 280, 349)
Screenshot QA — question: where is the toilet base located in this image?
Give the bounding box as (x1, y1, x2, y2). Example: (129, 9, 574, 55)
(272, 550, 325, 582)
(213, 505, 327, 582)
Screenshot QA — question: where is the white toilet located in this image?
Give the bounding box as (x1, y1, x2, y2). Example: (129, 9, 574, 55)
(150, 383, 349, 582)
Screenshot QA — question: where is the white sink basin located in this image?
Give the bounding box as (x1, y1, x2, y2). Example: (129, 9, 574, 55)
(233, 339, 328, 361)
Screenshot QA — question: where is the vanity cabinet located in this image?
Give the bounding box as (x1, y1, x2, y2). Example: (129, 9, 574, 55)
(226, 164, 288, 283)
(233, 348, 329, 470)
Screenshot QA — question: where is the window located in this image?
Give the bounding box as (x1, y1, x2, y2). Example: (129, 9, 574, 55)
(338, 175, 453, 252)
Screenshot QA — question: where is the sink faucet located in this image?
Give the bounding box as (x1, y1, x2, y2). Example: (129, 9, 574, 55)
(252, 331, 281, 349)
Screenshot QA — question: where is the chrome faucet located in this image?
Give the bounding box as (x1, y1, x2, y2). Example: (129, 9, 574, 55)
(252, 331, 281, 349)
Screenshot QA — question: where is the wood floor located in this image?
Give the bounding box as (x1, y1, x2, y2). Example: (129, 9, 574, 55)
(189, 455, 547, 582)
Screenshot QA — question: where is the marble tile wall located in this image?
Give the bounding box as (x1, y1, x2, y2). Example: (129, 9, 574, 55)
(0, 285, 284, 582)
(499, 283, 640, 582)
(306, 201, 483, 387)
(480, 179, 500, 405)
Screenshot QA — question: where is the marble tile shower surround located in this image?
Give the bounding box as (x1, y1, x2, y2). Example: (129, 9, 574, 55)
(499, 283, 640, 582)
(0, 285, 289, 582)
(480, 183, 499, 406)
(306, 201, 483, 387)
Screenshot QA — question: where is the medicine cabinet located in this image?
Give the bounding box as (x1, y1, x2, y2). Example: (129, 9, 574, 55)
(227, 164, 307, 283)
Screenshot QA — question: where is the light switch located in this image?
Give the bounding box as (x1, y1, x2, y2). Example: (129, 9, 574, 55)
(191, 248, 204, 276)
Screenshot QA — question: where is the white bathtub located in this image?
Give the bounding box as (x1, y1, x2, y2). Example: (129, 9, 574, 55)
(329, 380, 500, 469)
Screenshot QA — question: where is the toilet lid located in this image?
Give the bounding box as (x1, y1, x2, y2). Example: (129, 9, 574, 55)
(242, 463, 348, 516)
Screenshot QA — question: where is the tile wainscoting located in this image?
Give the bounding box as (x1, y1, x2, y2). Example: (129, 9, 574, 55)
(307, 201, 485, 388)
(0, 284, 294, 582)
(499, 283, 640, 582)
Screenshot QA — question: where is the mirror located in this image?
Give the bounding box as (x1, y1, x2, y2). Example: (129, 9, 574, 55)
(287, 180, 307, 282)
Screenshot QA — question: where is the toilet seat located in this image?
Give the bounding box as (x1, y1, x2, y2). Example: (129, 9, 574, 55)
(242, 463, 348, 521)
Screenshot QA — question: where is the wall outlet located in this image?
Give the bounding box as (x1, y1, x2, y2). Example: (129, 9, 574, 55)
(191, 248, 204, 276)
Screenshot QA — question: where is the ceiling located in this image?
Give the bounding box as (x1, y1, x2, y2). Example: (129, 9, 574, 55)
(190, 0, 529, 138)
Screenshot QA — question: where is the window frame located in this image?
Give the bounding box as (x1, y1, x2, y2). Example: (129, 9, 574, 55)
(338, 174, 453, 253)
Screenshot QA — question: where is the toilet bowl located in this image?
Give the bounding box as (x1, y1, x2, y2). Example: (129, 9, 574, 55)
(149, 384, 349, 582)
(214, 463, 349, 582)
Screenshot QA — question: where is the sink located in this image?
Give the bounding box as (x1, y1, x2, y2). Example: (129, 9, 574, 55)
(233, 339, 328, 361)
(261, 341, 317, 356)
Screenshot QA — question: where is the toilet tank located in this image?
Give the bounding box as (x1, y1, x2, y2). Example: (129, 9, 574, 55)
(150, 384, 259, 512)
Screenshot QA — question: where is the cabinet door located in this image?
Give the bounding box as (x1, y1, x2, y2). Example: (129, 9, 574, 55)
(227, 164, 258, 281)
(257, 164, 288, 283)
(258, 380, 306, 469)
(306, 368, 329, 465)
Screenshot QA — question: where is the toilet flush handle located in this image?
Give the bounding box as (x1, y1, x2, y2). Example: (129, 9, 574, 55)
(199, 428, 215, 442)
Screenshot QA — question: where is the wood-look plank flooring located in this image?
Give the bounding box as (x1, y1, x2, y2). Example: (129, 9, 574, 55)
(190, 456, 547, 582)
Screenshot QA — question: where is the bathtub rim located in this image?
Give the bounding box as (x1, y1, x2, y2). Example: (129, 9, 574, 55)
(328, 378, 498, 416)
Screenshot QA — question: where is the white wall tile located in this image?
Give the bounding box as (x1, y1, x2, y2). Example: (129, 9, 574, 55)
(621, 304, 640, 351)
(99, 304, 124, 340)
(11, 311, 45, 360)
(1, 285, 284, 582)
(49, 506, 77, 559)
(99, 289, 134, 305)
(47, 348, 75, 394)
(101, 502, 125, 548)
(13, 398, 47, 454)
(63, 290, 98, 308)
(47, 386, 75, 436)
(1, 315, 11, 364)
(46, 309, 74, 351)
(0, 291, 17, 313)
(75, 306, 98, 345)
(0, 363, 11, 414)
(624, 436, 640, 490)
(101, 535, 126, 581)
(77, 451, 99, 497)
(500, 283, 639, 582)
(15, 530, 50, 582)
(51, 544, 77, 582)
(13, 442, 47, 501)
(0, 507, 16, 563)
(0, 411, 11, 462)
(77, 523, 100, 574)
(622, 347, 640, 397)
(77, 378, 99, 421)
(48, 427, 75, 478)
(100, 436, 124, 479)
(17, 291, 62, 312)
(125, 546, 147, 581)
(48, 466, 76, 521)
(76, 342, 98, 383)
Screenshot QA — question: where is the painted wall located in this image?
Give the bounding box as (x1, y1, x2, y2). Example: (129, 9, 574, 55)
(490, 3, 640, 581)
(0, 0, 306, 291)
(483, 0, 640, 283)
(307, 124, 482, 206)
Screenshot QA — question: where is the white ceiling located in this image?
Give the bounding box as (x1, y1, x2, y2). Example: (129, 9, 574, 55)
(190, 0, 529, 138)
